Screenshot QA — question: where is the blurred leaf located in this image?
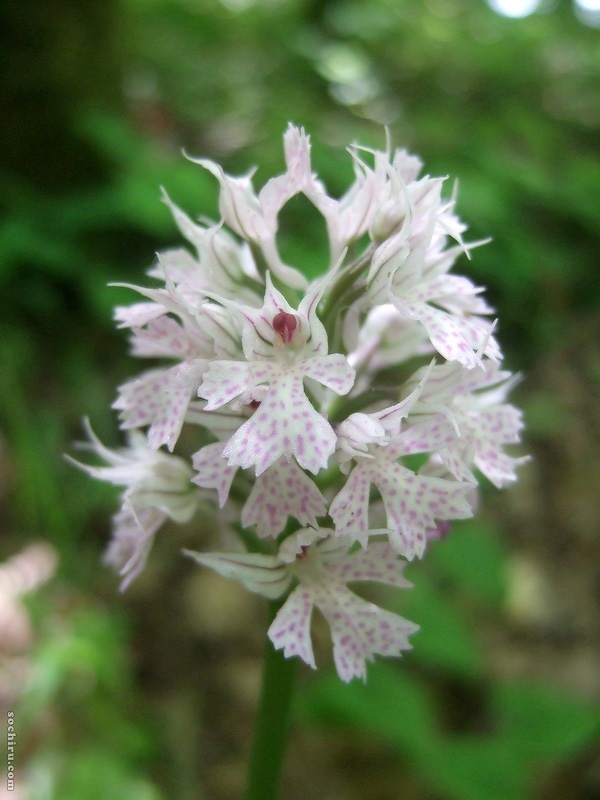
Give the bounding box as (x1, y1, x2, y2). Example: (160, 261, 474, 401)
(302, 661, 439, 759)
(492, 682, 600, 761)
(55, 749, 163, 800)
(426, 738, 529, 800)
(429, 522, 507, 607)
(400, 573, 483, 678)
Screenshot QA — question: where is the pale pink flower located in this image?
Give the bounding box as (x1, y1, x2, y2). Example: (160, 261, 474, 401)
(192, 444, 326, 538)
(190, 125, 314, 290)
(405, 360, 529, 487)
(198, 274, 355, 474)
(332, 412, 473, 559)
(185, 528, 418, 682)
(69, 421, 197, 587)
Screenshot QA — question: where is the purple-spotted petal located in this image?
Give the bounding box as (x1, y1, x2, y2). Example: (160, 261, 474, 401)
(303, 354, 355, 395)
(223, 372, 336, 475)
(326, 543, 412, 589)
(192, 442, 238, 507)
(375, 464, 473, 558)
(198, 361, 254, 410)
(387, 416, 458, 457)
(268, 586, 317, 668)
(329, 465, 372, 536)
(470, 406, 529, 487)
(394, 297, 500, 368)
(241, 458, 326, 537)
(331, 459, 473, 559)
(312, 583, 418, 682)
(114, 360, 206, 450)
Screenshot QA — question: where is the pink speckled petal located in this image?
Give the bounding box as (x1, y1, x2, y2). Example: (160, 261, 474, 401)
(268, 586, 316, 669)
(326, 543, 412, 590)
(374, 462, 473, 558)
(241, 458, 326, 537)
(411, 275, 493, 316)
(387, 416, 458, 457)
(475, 448, 529, 488)
(439, 444, 477, 483)
(470, 406, 528, 487)
(114, 361, 206, 451)
(223, 372, 336, 475)
(303, 354, 355, 396)
(192, 442, 238, 507)
(330, 464, 372, 537)
(313, 583, 418, 682)
(394, 297, 500, 368)
(198, 361, 253, 410)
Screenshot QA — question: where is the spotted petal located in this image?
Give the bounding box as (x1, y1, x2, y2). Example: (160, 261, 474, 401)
(470, 406, 529, 487)
(223, 372, 336, 475)
(192, 442, 238, 507)
(114, 360, 206, 450)
(198, 361, 257, 410)
(105, 507, 166, 591)
(241, 458, 326, 537)
(393, 296, 500, 368)
(315, 584, 418, 682)
(268, 585, 317, 668)
(331, 459, 472, 558)
(326, 542, 413, 589)
(303, 354, 355, 396)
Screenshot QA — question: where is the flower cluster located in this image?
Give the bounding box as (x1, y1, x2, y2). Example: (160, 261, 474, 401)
(76, 125, 526, 681)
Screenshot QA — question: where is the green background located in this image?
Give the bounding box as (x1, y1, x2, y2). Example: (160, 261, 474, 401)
(1, 0, 599, 798)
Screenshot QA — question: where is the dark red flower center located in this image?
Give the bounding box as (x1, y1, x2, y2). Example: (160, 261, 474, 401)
(272, 311, 298, 344)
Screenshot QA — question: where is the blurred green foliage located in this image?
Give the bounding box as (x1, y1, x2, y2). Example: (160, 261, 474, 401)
(303, 521, 600, 799)
(1, 0, 599, 798)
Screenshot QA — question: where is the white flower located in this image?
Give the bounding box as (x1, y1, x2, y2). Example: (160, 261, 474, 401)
(155, 191, 263, 306)
(104, 506, 167, 591)
(68, 421, 198, 587)
(185, 528, 418, 682)
(331, 369, 473, 558)
(190, 125, 315, 290)
(365, 172, 500, 368)
(192, 445, 327, 538)
(405, 360, 529, 487)
(198, 274, 355, 474)
(77, 124, 527, 680)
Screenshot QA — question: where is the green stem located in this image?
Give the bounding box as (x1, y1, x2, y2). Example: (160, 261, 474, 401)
(244, 601, 298, 800)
